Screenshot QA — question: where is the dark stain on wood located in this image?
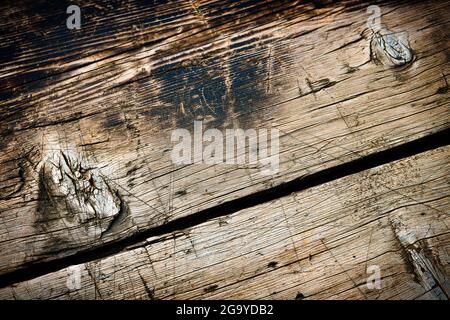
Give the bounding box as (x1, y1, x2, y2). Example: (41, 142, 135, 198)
(203, 284, 219, 293)
(295, 292, 305, 300)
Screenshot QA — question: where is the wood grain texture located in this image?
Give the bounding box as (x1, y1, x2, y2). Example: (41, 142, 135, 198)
(0, 0, 449, 280)
(1, 146, 448, 300)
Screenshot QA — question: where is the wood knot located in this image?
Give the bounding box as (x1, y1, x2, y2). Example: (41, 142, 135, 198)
(370, 27, 414, 68)
(39, 150, 123, 238)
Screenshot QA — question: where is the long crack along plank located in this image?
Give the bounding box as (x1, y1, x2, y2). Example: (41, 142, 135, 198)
(1, 0, 450, 277)
(1, 146, 448, 300)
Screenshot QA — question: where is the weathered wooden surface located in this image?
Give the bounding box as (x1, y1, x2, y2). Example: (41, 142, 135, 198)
(1, 146, 448, 300)
(1, 0, 449, 278)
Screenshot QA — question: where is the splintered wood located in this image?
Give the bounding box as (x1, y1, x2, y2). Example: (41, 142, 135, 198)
(0, 0, 448, 300)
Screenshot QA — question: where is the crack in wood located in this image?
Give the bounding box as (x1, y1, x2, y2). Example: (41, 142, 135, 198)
(0, 128, 448, 289)
(390, 217, 449, 299)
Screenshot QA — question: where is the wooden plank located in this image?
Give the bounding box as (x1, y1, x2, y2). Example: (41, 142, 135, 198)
(1, 0, 449, 276)
(1, 146, 448, 300)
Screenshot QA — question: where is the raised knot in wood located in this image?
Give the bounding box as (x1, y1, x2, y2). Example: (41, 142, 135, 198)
(370, 27, 414, 67)
(39, 150, 122, 237)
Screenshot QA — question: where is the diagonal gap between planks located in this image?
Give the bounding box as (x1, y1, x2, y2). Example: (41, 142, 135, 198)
(0, 127, 448, 289)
